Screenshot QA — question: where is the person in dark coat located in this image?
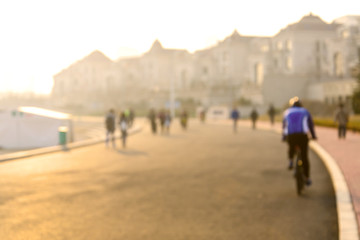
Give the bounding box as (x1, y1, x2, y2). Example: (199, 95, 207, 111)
(268, 104, 276, 126)
(158, 109, 166, 133)
(105, 109, 116, 148)
(250, 108, 259, 129)
(334, 103, 349, 139)
(148, 109, 157, 134)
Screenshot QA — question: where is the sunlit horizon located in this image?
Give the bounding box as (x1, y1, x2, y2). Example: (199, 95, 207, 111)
(0, 0, 359, 95)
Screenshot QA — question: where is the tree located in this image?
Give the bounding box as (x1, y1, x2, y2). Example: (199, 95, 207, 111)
(236, 97, 252, 106)
(352, 64, 360, 114)
(352, 90, 360, 114)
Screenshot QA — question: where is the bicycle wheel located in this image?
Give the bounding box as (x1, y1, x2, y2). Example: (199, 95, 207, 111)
(295, 158, 304, 195)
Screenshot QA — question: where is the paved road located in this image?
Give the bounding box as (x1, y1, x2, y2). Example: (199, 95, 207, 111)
(0, 120, 337, 239)
(71, 116, 105, 142)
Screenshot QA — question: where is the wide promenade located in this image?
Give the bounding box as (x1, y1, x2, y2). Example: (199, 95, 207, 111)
(0, 120, 337, 239)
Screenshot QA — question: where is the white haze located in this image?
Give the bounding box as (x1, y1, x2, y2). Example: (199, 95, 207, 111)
(0, 0, 359, 94)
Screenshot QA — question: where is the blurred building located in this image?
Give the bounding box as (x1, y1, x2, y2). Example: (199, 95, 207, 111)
(118, 40, 194, 108)
(52, 13, 360, 110)
(190, 30, 270, 106)
(52, 50, 118, 110)
(263, 13, 360, 106)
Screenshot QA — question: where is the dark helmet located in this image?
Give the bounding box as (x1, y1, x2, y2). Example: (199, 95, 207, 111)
(289, 96, 302, 107)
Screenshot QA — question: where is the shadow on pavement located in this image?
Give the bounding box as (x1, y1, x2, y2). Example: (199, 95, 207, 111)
(117, 149, 148, 156)
(159, 134, 186, 139)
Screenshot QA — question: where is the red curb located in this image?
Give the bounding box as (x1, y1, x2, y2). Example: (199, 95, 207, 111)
(315, 126, 360, 231)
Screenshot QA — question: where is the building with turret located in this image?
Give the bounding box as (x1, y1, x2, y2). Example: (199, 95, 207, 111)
(52, 13, 360, 111)
(263, 13, 352, 106)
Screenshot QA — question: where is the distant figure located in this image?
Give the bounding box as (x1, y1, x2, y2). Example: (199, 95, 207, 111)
(148, 109, 157, 134)
(268, 104, 276, 126)
(119, 112, 128, 148)
(180, 109, 188, 130)
(128, 109, 135, 127)
(158, 109, 166, 133)
(199, 109, 206, 123)
(164, 111, 172, 134)
(105, 109, 116, 148)
(334, 103, 349, 139)
(230, 107, 240, 133)
(124, 109, 131, 124)
(250, 108, 259, 129)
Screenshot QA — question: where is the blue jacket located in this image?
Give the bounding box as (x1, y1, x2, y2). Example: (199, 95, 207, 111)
(282, 106, 316, 138)
(231, 110, 240, 120)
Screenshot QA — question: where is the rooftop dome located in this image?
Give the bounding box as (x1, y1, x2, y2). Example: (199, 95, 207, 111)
(288, 13, 336, 31)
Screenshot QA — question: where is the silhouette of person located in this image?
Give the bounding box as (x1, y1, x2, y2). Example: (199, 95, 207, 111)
(105, 109, 116, 148)
(334, 103, 349, 139)
(230, 106, 240, 133)
(268, 104, 276, 125)
(250, 108, 259, 129)
(148, 109, 157, 134)
(119, 112, 128, 148)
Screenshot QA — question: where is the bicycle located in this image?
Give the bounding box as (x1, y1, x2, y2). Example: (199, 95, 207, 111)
(294, 145, 305, 195)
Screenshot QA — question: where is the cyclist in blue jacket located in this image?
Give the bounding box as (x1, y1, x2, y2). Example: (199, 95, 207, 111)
(282, 97, 317, 186)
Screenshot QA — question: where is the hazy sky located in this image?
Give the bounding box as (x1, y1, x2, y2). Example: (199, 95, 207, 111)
(0, 0, 359, 94)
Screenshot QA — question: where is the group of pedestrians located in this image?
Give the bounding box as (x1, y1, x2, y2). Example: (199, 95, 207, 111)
(148, 109, 190, 134)
(105, 108, 135, 148)
(105, 100, 349, 188)
(148, 109, 172, 134)
(230, 106, 260, 132)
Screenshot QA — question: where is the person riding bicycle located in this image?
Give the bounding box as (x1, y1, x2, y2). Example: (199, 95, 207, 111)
(282, 97, 317, 186)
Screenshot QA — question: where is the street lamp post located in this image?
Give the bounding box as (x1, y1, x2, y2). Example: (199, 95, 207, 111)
(170, 73, 176, 118)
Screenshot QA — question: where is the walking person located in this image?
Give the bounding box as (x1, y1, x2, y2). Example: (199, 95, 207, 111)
(268, 104, 276, 126)
(119, 112, 128, 148)
(148, 109, 157, 134)
(164, 110, 172, 134)
(199, 109, 206, 123)
(180, 109, 188, 130)
(124, 109, 130, 120)
(105, 109, 116, 148)
(230, 106, 240, 133)
(128, 108, 135, 127)
(158, 109, 166, 134)
(250, 108, 259, 129)
(334, 103, 349, 139)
